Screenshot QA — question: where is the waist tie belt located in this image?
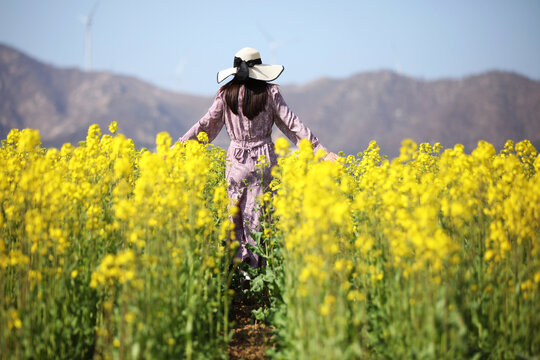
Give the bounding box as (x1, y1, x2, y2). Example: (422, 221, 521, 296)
(230, 137, 273, 163)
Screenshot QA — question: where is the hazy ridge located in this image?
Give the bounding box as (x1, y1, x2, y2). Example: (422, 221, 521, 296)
(1, 43, 539, 156)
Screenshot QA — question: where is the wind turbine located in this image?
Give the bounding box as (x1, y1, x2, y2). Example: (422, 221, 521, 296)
(174, 56, 188, 91)
(78, 1, 100, 71)
(392, 43, 402, 74)
(257, 22, 289, 65)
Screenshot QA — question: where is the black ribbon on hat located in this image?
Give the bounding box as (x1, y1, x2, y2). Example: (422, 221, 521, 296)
(233, 56, 262, 82)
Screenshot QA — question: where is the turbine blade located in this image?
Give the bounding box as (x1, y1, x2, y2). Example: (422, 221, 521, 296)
(87, 1, 100, 24)
(77, 14, 88, 24)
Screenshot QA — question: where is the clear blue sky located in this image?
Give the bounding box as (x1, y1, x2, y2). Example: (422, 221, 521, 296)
(1, 0, 539, 96)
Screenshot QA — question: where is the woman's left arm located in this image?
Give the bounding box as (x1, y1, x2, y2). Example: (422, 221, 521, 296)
(177, 94, 225, 143)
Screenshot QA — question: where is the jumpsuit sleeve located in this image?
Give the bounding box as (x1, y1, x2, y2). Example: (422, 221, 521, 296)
(270, 85, 327, 154)
(177, 93, 225, 143)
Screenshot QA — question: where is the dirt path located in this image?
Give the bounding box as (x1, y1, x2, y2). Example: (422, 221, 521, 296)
(228, 289, 274, 360)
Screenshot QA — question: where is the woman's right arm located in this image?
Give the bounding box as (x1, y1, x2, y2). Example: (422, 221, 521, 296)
(177, 93, 225, 143)
(271, 85, 327, 154)
(271, 85, 338, 161)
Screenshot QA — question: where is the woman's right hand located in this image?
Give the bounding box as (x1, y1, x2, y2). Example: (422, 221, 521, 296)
(324, 152, 339, 162)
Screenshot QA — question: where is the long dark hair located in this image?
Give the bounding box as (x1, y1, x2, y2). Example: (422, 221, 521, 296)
(220, 78, 269, 120)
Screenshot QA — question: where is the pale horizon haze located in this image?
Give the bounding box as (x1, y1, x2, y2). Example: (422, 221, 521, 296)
(1, 0, 539, 96)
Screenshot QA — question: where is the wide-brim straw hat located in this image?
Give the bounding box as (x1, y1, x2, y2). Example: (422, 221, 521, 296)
(217, 47, 284, 83)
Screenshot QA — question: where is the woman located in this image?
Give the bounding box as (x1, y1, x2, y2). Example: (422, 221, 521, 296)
(177, 47, 337, 268)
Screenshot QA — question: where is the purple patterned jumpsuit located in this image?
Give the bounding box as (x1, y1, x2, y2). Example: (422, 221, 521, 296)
(179, 84, 326, 267)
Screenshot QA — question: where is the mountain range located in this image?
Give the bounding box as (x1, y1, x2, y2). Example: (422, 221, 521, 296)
(1, 43, 539, 157)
